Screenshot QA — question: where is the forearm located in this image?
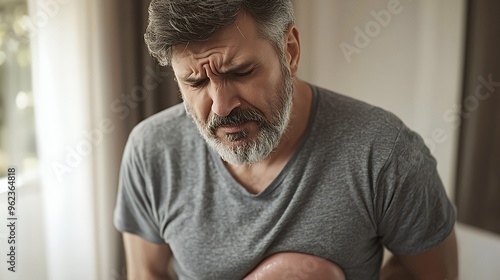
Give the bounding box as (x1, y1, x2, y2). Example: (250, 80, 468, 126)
(380, 256, 415, 280)
(381, 230, 458, 280)
(128, 271, 173, 280)
(123, 233, 175, 280)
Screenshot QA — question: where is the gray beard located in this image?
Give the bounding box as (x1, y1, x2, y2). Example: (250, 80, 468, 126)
(186, 68, 294, 165)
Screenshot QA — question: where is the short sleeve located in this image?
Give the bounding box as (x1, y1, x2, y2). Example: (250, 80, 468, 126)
(375, 125, 456, 255)
(113, 131, 165, 244)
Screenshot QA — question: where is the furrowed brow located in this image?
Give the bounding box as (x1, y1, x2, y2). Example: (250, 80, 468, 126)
(183, 75, 205, 84)
(221, 62, 254, 74)
(181, 61, 255, 83)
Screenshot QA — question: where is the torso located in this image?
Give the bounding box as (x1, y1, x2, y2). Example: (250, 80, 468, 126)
(119, 85, 453, 279)
(224, 162, 286, 194)
(156, 87, 394, 279)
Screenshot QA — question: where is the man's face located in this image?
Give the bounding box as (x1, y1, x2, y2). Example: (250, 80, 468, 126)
(171, 13, 294, 165)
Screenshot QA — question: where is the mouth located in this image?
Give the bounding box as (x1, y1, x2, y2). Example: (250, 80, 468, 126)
(218, 122, 248, 134)
(214, 122, 254, 143)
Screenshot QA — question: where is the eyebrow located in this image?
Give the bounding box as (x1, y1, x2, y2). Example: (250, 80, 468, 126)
(222, 62, 254, 74)
(182, 62, 255, 83)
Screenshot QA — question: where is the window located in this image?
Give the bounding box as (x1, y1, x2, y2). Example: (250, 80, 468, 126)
(0, 0, 37, 179)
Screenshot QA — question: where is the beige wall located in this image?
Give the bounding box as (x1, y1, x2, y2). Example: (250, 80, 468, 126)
(292, 2, 500, 279)
(292, 0, 466, 198)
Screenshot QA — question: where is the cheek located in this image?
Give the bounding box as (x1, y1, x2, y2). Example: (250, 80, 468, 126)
(183, 90, 212, 123)
(240, 72, 283, 111)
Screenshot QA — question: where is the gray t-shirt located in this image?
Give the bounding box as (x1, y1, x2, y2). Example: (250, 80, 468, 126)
(114, 85, 455, 280)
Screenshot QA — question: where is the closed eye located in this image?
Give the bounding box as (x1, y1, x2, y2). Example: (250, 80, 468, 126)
(188, 79, 208, 88)
(186, 68, 254, 88)
(232, 69, 254, 77)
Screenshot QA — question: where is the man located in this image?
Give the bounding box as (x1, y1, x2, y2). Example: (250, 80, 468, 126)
(114, 0, 458, 279)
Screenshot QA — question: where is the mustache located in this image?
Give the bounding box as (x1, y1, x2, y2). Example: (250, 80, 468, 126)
(208, 107, 266, 135)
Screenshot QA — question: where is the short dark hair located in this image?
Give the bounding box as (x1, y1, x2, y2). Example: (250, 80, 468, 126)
(144, 0, 295, 66)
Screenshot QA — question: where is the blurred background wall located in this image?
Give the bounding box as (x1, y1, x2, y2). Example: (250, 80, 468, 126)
(0, 0, 498, 279)
(294, 0, 464, 198)
(292, 1, 500, 279)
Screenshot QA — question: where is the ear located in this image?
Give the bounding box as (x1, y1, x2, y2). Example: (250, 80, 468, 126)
(284, 24, 301, 78)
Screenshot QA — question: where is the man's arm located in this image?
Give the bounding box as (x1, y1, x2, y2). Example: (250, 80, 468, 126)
(381, 228, 458, 280)
(123, 232, 173, 280)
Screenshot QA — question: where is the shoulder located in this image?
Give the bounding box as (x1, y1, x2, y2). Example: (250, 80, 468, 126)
(306, 85, 435, 188)
(130, 103, 198, 141)
(310, 86, 406, 155)
(314, 85, 403, 134)
(126, 103, 203, 160)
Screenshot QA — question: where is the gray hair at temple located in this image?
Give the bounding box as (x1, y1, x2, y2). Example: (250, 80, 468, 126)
(144, 0, 295, 66)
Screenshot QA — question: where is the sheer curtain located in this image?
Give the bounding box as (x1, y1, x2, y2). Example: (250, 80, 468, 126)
(30, 0, 179, 279)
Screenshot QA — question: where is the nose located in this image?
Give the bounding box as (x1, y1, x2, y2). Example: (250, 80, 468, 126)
(204, 65, 241, 117)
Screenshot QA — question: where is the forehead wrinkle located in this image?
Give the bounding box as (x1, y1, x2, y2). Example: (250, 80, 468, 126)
(180, 42, 190, 57)
(185, 65, 203, 81)
(172, 12, 260, 64)
(188, 48, 238, 76)
(176, 51, 212, 81)
(235, 21, 246, 39)
(184, 56, 253, 81)
(173, 17, 260, 80)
